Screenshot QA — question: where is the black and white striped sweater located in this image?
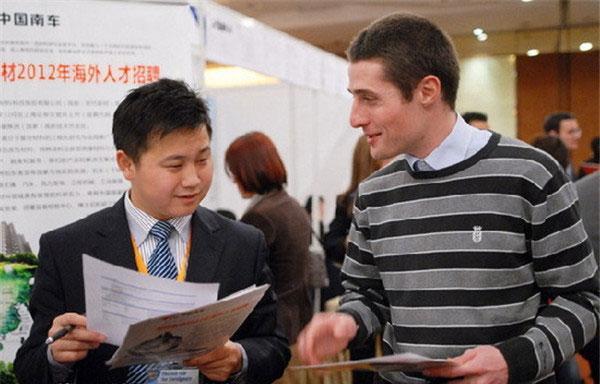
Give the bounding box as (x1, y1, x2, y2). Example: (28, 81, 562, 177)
(339, 133, 599, 384)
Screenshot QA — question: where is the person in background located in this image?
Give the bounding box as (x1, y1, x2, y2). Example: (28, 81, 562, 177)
(576, 172, 600, 383)
(532, 136, 570, 170)
(322, 135, 383, 383)
(578, 136, 599, 179)
(297, 13, 598, 384)
(14, 79, 290, 384)
(225, 131, 312, 384)
(461, 111, 489, 130)
(543, 112, 582, 180)
(324, 135, 383, 267)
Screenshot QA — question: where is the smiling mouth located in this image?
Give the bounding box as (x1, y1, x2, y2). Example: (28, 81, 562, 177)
(177, 193, 199, 200)
(365, 133, 382, 144)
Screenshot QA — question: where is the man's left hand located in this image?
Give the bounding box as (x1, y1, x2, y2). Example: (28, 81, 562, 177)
(423, 345, 508, 384)
(183, 341, 242, 382)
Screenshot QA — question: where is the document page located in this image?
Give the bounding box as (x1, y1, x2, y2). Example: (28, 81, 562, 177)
(292, 353, 455, 373)
(106, 284, 269, 368)
(83, 254, 219, 345)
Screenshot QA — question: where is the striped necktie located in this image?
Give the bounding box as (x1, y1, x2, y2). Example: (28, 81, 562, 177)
(146, 221, 178, 279)
(126, 221, 177, 384)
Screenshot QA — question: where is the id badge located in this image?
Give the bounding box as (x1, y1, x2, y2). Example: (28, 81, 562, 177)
(156, 368, 200, 384)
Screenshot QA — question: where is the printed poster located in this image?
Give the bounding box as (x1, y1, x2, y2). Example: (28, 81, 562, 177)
(0, 0, 201, 378)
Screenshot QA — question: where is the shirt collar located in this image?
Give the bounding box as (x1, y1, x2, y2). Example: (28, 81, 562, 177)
(405, 114, 490, 170)
(124, 192, 192, 246)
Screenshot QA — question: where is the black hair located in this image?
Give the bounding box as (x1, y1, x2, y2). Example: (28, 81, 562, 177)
(462, 111, 488, 124)
(543, 112, 575, 134)
(532, 135, 569, 170)
(112, 78, 211, 162)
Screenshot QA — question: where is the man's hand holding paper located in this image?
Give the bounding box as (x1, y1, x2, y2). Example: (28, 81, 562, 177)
(82, 255, 271, 369)
(183, 340, 243, 382)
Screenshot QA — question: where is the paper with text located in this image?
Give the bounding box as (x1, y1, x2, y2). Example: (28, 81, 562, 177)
(106, 284, 269, 368)
(83, 254, 219, 345)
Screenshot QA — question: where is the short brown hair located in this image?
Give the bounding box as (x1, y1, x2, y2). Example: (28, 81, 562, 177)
(225, 131, 287, 194)
(346, 13, 460, 109)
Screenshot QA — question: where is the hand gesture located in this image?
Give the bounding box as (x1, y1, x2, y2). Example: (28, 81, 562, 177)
(297, 312, 358, 365)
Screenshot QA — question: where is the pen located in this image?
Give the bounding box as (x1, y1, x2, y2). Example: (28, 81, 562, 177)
(45, 324, 75, 345)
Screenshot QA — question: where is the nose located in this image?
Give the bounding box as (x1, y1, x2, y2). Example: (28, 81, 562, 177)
(181, 163, 201, 187)
(349, 99, 368, 129)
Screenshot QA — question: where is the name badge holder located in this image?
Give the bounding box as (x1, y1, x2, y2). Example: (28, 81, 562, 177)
(146, 362, 200, 384)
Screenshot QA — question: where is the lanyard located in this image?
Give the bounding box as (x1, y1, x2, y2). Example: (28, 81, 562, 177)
(131, 231, 192, 282)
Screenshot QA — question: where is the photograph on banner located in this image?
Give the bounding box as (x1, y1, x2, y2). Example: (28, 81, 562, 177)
(0, 0, 200, 380)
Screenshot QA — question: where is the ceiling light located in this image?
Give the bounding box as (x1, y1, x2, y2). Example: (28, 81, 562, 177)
(241, 17, 256, 28)
(521, 0, 533, 2)
(527, 49, 540, 57)
(476, 33, 488, 42)
(473, 28, 484, 36)
(579, 42, 593, 52)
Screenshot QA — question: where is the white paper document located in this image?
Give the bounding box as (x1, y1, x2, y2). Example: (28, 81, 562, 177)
(83, 254, 220, 345)
(292, 353, 455, 373)
(82, 253, 269, 369)
(107, 283, 269, 368)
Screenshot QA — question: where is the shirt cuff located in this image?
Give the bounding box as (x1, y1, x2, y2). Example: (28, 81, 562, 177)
(229, 343, 248, 384)
(46, 344, 75, 382)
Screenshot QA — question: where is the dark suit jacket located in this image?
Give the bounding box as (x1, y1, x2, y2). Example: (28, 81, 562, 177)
(14, 198, 290, 384)
(241, 189, 312, 344)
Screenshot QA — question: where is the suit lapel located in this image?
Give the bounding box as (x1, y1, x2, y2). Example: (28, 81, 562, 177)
(88, 197, 137, 271)
(186, 207, 225, 283)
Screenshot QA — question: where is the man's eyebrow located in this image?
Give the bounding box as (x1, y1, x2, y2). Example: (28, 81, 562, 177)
(348, 88, 377, 97)
(162, 154, 186, 162)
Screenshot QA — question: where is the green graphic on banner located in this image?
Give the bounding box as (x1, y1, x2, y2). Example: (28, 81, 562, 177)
(0, 253, 36, 384)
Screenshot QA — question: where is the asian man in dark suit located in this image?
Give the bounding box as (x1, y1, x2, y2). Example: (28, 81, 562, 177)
(14, 79, 290, 384)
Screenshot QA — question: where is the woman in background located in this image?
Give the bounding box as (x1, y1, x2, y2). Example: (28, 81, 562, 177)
(225, 132, 312, 383)
(532, 135, 570, 171)
(323, 136, 383, 265)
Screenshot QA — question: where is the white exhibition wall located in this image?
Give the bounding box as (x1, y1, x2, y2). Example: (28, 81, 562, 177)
(203, 83, 359, 225)
(456, 55, 517, 138)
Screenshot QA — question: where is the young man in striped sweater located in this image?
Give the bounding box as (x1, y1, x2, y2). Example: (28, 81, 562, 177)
(297, 13, 599, 384)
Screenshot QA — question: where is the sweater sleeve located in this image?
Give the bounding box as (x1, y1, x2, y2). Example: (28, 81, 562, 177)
(497, 171, 599, 382)
(337, 196, 390, 348)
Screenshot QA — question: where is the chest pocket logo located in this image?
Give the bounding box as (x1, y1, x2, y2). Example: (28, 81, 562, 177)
(472, 226, 482, 243)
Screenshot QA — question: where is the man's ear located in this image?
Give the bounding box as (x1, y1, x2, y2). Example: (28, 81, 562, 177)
(116, 150, 135, 181)
(416, 75, 442, 106)
(548, 130, 559, 137)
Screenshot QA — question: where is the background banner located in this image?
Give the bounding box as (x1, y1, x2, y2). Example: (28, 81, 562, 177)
(0, 0, 200, 378)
